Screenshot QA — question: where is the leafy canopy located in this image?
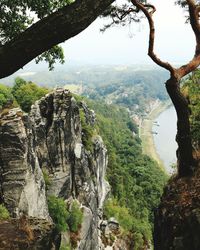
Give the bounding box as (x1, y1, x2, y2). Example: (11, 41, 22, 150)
(0, 84, 13, 109)
(182, 70, 200, 149)
(12, 77, 49, 112)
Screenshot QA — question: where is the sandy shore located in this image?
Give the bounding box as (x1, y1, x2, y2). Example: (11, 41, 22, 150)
(140, 100, 171, 172)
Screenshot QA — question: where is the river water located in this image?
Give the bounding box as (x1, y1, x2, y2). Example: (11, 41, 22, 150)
(152, 105, 177, 174)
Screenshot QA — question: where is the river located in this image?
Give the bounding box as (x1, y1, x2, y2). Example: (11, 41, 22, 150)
(152, 105, 177, 174)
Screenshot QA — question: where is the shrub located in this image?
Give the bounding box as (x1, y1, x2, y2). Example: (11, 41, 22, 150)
(59, 244, 71, 250)
(12, 79, 49, 112)
(0, 84, 14, 109)
(42, 169, 52, 190)
(67, 201, 83, 233)
(133, 232, 144, 250)
(47, 196, 69, 232)
(79, 109, 94, 152)
(0, 204, 10, 220)
(104, 199, 133, 231)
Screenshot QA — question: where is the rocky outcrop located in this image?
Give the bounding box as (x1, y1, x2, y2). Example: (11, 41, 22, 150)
(0, 107, 49, 219)
(0, 218, 59, 249)
(154, 167, 200, 250)
(0, 88, 109, 249)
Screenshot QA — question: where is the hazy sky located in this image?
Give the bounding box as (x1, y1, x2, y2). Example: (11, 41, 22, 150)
(63, 0, 195, 66)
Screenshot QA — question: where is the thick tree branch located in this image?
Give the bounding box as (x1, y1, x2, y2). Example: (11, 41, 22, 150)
(177, 0, 200, 78)
(0, 0, 115, 79)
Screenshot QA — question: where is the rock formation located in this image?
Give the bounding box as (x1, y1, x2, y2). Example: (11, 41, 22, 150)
(154, 167, 200, 250)
(0, 88, 110, 249)
(0, 107, 49, 219)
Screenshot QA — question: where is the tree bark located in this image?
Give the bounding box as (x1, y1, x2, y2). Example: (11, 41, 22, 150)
(165, 77, 196, 177)
(0, 0, 115, 79)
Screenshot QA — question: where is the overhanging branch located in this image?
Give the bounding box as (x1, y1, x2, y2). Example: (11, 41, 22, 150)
(177, 0, 200, 78)
(0, 0, 115, 79)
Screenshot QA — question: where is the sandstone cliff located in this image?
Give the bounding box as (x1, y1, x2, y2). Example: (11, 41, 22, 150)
(0, 89, 110, 249)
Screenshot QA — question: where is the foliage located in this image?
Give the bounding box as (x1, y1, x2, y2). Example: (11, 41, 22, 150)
(0, 84, 14, 109)
(66, 201, 83, 233)
(104, 199, 134, 231)
(48, 196, 83, 234)
(0, 204, 10, 220)
(182, 70, 200, 149)
(79, 108, 94, 152)
(48, 196, 69, 232)
(59, 244, 71, 250)
(35, 45, 65, 70)
(42, 169, 52, 190)
(11, 77, 27, 94)
(0, 79, 49, 113)
(133, 232, 145, 250)
(12, 78, 49, 112)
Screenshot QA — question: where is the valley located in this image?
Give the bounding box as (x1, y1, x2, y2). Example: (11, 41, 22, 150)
(0, 65, 199, 249)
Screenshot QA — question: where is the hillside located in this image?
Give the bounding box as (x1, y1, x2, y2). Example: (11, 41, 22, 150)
(1, 65, 169, 115)
(74, 96, 167, 248)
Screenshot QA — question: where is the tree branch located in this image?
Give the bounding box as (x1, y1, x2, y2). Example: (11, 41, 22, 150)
(0, 0, 115, 79)
(177, 0, 200, 78)
(130, 0, 176, 76)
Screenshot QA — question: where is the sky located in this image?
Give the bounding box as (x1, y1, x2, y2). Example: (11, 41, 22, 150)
(62, 0, 195, 66)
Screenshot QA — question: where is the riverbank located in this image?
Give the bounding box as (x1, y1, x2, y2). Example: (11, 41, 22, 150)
(140, 100, 171, 171)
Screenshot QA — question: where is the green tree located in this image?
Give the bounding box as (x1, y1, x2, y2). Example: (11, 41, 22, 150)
(11, 77, 27, 95)
(0, 84, 14, 109)
(13, 80, 49, 112)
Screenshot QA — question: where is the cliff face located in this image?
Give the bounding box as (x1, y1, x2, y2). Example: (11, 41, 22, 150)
(0, 89, 109, 249)
(154, 167, 200, 250)
(0, 107, 49, 219)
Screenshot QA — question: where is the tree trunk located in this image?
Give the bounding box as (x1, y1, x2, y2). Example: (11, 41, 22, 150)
(165, 77, 196, 177)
